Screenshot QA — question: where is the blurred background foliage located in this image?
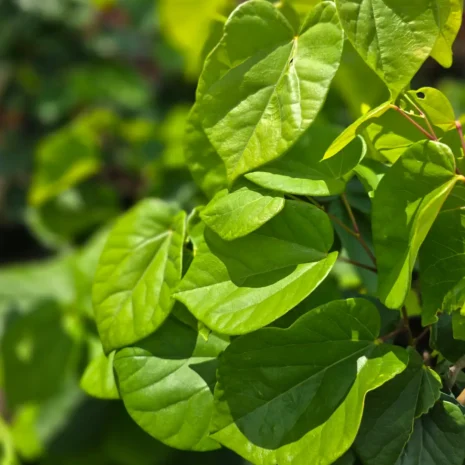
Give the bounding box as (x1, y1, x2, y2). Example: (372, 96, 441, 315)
(0, 0, 464, 464)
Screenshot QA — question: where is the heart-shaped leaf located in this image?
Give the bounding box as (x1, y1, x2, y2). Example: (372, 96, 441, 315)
(212, 298, 408, 465)
(93, 199, 186, 353)
(197, 1, 343, 182)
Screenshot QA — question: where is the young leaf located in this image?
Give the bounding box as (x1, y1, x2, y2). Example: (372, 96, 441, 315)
(324, 102, 390, 159)
(175, 202, 338, 334)
(354, 348, 441, 465)
(80, 338, 119, 400)
(93, 199, 186, 353)
(373, 140, 458, 309)
(420, 185, 465, 325)
(212, 298, 408, 465)
(245, 123, 366, 196)
(113, 317, 229, 451)
(395, 401, 465, 465)
(335, 0, 442, 95)
(197, 1, 343, 182)
(185, 104, 227, 199)
(431, 0, 463, 68)
(405, 87, 456, 131)
(200, 186, 285, 241)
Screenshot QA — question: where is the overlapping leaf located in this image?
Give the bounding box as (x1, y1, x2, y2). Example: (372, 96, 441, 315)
(93, 199, 186, 353)
(395, 401, 465, 465)
(354, 349, 441, 465)
(212, 298, 408, 465)
(335, 0, 443, 95)
(373, 141, 459, 309)
(201, 186, 284, 240)
(420, 184, 465, 325)
(175, 201, 337, 334)
(197, 1, 343, 182)
(114, 317, 229, 451)
(245, 123, 366, 196)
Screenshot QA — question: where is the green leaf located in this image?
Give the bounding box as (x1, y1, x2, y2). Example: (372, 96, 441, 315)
(406, 87, 456, 131)
(175, 201, 338, 334)
(0, 417, 19, 465)
(93, 199, 186, 353)
(185, 104, 227, 199)
(420, 184, 465, 325)
(245, 123, 366, 196)
(197, 1, 343, 182)
(113, 317, 229, 451)
(431, 0, 463, 68)
(452, 311, 465, 341)
(200, 186, 285, 241)
(395, 401, 465, 465)
(354, 348, 441, 465)
(335, 0, 442, 95)
(324, 102, 390, 159)
(212, 298, 408, 465)
(373, 141, 458, 309)
(80, 338, 119, 400)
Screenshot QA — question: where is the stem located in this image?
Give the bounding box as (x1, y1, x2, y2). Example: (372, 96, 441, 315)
(338, 257, 377, 274)
(401, 307, 414, 346)
(413, 326, 430, 347)
(306, 196, 323, 208)
(341, 193, 377, 266)
(404, 94, 438, 140)
(328, 214, 360, 239)
(378, 326, 409, 343)
(390, 104, 435, 141)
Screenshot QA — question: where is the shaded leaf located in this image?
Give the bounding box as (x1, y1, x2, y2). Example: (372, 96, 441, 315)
(395, 401, 465, 465)
(354, 348, 441, 465)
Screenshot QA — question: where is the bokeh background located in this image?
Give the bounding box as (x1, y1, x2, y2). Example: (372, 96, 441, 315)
(0, 0, 464, 464)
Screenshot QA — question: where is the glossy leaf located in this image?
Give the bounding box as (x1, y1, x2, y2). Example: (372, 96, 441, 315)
(200, 186, 285, 241)
(324, 102, 390, 159)
(335, 0, 442, 95)
(373, 141, 458, 309)
(431, 0, 463, 68)
(212, 298, 408, 465)
(114, 317, 229, 451)
(197, 1, 343, 182)
(395, 401, 465, 465)
(245, 123, 366, 196)
(420, 185, 465, 325)
(93, 199, 186, 353)
(354, 348, 441, 465)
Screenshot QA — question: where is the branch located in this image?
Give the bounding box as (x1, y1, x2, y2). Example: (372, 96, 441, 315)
(338, 257, 377, 274)
(401, 307, 414, 346)
(403, 94, 438, 140)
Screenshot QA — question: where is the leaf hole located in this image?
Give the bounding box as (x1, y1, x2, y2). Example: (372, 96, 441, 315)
(416, 91, 426, 100)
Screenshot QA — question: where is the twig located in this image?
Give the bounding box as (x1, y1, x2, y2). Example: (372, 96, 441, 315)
(341, 193, 377, 266)
(404, 94, 438, 140)
(378, 325, 409, 343)
(390, 104, 435, 141)
(338, 257, 377, 274)
(413, 326, 431, 347)
(401, 307, 414, 346)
